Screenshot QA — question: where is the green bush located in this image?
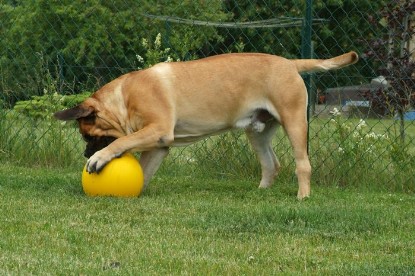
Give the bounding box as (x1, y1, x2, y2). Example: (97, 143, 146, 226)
(12, 33, 177, 121)
(311, 108, 415, 192)
(13, 92, 90, 120)
(0, 1, 227, 103)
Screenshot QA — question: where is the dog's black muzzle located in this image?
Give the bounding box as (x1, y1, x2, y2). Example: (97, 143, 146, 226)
(83, 135, 117, 158)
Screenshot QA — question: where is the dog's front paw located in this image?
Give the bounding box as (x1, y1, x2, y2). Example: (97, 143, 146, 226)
(86, 150, 114, 173)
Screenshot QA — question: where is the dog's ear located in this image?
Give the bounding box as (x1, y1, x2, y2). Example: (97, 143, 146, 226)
(54, 104, 95, 121)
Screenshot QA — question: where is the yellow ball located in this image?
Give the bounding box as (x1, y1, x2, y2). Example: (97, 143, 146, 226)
(82, 153, 144, 197)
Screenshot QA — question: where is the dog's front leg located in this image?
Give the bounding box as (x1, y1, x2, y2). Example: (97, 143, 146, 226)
(86, 125, 174, 173)
(140, 148, 169, 188)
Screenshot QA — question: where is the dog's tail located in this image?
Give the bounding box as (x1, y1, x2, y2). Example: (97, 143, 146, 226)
(293, 51, 358, 73)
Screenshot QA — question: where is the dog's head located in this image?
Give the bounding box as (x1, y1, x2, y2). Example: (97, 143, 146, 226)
(54, 98, 123, 158)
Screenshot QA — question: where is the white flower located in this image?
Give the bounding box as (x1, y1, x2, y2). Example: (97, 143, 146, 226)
(329, 107, 341, 117)
(338, 147, 344, 153)
(165, 56, 173, 63)
(141, 38, 148, 48)
(154, 33, 162, 48)
(136, 54, 144, 63)
(366, 132, 377, 139)
(356, 119, 367, 130)
(343, 124, 351, 131)
(186, 157, 196, 163)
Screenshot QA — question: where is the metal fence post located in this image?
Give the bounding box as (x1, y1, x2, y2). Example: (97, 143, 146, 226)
(301, 0, 313, 153)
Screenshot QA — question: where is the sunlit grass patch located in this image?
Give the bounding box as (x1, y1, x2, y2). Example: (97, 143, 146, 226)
(0, 164, 414, 275)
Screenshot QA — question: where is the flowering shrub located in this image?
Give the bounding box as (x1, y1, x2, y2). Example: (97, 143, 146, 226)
(312, 108, 391, 186)
(311, 107, 413, 191)
(136, 33, 179, 69)
(329, 108, 389, 163)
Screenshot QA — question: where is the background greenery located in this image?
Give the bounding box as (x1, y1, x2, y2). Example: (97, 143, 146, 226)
(1, 1, 414, 274)
(1, 0, 388, 104)
(0, 0, 414, 190)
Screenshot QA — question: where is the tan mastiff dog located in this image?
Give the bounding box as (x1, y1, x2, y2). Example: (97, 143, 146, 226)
(54, 52, 358, 199)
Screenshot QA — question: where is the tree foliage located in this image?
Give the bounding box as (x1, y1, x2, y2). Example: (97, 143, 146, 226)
(363, 0, 415, 140)
(219, 0, 304, 57)
(0, 0, 226, 103)
(312, 0, 390, 88)
(0, 0, 395, 105)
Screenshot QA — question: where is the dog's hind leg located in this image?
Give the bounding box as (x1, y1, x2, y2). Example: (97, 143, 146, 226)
(281, 113, 311, 200)
(139, 148, 169, 189)
(246, 121, 280, 189)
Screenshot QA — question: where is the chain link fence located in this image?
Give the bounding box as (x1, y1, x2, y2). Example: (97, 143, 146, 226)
(1, 1, 414, 191)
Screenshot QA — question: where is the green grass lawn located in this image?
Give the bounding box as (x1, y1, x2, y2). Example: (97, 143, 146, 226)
(1, 164, 414, 275)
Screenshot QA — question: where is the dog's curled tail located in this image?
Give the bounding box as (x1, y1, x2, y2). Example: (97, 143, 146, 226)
(293, 51, 359, 73)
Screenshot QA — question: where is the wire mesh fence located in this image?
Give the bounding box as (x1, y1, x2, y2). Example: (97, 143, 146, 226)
(0, 0, 414, 191)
